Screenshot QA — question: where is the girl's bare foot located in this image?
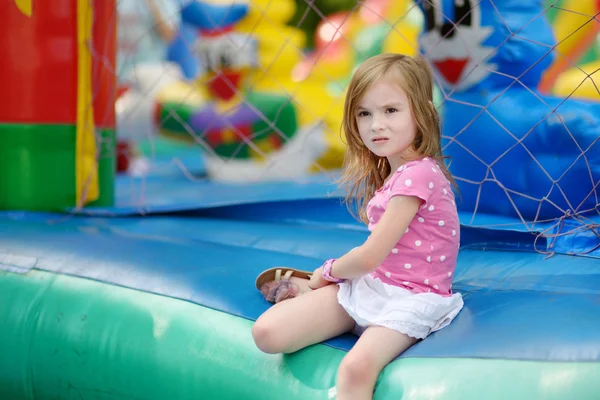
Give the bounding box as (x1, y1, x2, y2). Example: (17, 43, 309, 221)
(259, 277, 312, 303)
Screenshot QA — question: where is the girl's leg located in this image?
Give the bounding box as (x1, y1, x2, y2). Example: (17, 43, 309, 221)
(252, 284, 355, 354)
(336, 326, 419, 400)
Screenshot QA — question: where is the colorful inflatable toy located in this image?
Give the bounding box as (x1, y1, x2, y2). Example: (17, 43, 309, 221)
(547, 0, 600, 101)
(420, 0, 600, 221)
(540, 0, 600, 95)
(0, 0, 115, 211)
(155, 0, 347, 181)
(552, 59, 600, 101)
(292, 0, 421, 95)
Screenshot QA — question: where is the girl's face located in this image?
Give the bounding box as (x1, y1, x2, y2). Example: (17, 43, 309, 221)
(356, 80, 418, 171)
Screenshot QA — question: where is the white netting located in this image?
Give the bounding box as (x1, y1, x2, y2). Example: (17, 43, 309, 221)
(101, 0, 600, 248)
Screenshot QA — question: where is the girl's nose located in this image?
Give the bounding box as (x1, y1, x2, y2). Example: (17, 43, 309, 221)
(371, 120, 385, 132)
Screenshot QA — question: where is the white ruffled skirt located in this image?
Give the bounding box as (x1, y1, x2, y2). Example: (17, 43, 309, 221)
(337, 274, 464, 339)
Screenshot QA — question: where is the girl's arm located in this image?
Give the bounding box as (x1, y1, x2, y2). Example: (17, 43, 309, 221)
(329, 195, 422, 280)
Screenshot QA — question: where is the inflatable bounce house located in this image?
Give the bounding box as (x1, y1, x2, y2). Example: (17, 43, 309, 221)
(153, 0, 425, 181)
(153, 0, 349, 181)
(117, 0, 425, 180)
(420, 0, 600, 221)
(0, 0, 116, 212)
(0, 1, 599, 399)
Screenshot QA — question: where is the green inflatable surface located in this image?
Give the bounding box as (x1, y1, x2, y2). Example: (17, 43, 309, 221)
(1, 269, 598, 400)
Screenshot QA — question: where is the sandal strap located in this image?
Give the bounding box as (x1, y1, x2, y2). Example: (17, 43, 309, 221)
(274, 269, 297, 281)
(257, 267, 313, 289)
(282, 270, 294, 280)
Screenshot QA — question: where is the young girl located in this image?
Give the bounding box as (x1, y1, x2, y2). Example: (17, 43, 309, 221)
(252, 53, 464, 400)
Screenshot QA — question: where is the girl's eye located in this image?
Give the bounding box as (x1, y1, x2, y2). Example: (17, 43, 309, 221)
(358, 111, 370, 117)
(386, 108, 398, 113)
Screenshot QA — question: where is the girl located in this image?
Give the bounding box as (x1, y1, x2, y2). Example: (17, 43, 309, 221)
(252, 53, 464, 400)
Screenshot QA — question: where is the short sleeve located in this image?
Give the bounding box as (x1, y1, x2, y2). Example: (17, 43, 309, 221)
(387, 161, 439, 205)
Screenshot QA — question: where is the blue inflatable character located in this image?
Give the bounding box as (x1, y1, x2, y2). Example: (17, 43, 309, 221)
(419, 0, 600, 221)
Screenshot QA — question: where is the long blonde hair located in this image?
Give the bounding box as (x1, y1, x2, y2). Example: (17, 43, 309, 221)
(338, 53, 457, 224)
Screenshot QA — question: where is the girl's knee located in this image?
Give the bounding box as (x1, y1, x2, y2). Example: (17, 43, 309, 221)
(252, 319, 276, 353)
(337, 351, 379, 387)
(252, 318, 288, 354)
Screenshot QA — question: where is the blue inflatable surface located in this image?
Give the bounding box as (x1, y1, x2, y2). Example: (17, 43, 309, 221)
(75, 174, 342, 216)
(70, 173, 600, 258)
(1, 207, 599, 362)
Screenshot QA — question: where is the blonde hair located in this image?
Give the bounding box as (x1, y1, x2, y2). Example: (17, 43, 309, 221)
(338, 53, 457, 224)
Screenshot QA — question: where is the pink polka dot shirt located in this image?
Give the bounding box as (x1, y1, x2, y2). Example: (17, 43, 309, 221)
(367, 157, 460, 296)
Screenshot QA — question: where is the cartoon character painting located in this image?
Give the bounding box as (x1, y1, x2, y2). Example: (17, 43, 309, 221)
(419, 0, 600, 221)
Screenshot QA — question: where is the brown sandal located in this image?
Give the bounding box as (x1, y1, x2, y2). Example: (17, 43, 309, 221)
(255, 267, 313, 291)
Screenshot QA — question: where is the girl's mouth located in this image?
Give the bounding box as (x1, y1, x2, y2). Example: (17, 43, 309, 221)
(372, 137, 389, 143)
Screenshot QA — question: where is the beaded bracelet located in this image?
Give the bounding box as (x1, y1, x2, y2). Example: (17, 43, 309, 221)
(321, 258, 344, 283)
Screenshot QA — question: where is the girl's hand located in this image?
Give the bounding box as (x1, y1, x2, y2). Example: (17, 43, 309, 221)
(308, 267, 332, 290)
